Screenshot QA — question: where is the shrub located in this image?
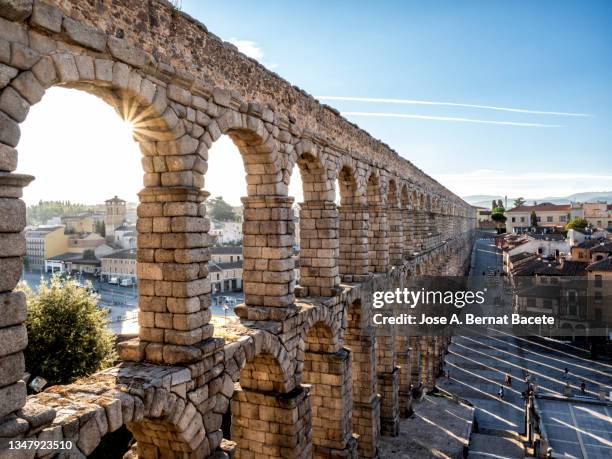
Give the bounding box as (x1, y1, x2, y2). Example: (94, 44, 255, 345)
(22, 276, 116, 386)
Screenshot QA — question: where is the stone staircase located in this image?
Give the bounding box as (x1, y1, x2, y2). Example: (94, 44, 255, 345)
(468, 431, 525, 458)
(438, 333, 531, 458)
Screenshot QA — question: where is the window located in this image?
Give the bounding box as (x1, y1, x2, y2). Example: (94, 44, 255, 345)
(568, 291, 577, 303)
(520, 217, 526, 223)
(512, 217, 516, 222)
(595, 274, 603, 288)
(560, 215, 567, 222)
(546, 216, 553, 223)
(538, 247, 543, 254)
(537, 216, 541, 222)
(527, 298, 536, 308)
(595, 291, 603, 304)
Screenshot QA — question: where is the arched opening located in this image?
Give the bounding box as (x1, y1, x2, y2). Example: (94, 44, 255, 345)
(302, 321, 356, 456)
(205, 135, 246, 318)
(291, 146, 339, 297)
(204, 115, 295, 319)
(366, 172, 389, 273)
(337, 165, 369, 282)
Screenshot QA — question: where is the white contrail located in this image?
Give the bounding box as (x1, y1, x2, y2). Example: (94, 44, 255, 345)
(320, 96, 590, 117)
(341, 112, 563, 128)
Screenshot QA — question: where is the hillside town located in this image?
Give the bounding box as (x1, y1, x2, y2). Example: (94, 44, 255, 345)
(474, 200, 612, 345)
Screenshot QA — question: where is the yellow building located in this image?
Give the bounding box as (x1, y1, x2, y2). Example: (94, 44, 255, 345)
(210, 247, 243, 292)
(62, 214, 94, 234)
(25, 226, 69, 271)
(67, 232, 106, 254)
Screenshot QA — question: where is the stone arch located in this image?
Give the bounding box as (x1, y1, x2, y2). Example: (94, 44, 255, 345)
(230, 332, 308, 458)
(336, 161, 370, 282)
(126, 389, 209, 458)
(1, 43, 219, 372)
(291, 140, 339, 297)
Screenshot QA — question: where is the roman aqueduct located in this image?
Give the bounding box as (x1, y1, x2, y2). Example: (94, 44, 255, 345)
(0, 1, 477, 457)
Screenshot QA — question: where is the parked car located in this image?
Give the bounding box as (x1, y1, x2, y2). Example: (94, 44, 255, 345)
(108, 277, 119, 285)
(120, 278, 133, 287)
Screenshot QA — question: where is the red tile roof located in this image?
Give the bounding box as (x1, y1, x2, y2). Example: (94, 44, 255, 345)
(506, 203, 572, 213)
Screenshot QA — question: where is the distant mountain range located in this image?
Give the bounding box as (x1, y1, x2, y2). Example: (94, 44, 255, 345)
(464, 191, 612, 209)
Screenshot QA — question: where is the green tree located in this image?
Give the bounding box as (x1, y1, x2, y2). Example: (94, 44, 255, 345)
(21, 276, 116, 386)
(513, 197, 526, 208)
(565, 217, 588, 230)
(83, 249, 96, 260)
(491, 199, 497, 210)
(491, 209, 507, 227)
(207, 196, 239, 222)
(496, 199, 504, 209)
(95, 220, 106, 237)
(530, 211, 538, 227)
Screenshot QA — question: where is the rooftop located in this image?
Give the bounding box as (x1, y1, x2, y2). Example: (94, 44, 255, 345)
(507, 203, 572, 213)
(100, 249, 137, 260)
(587, 258, 612, 272)
(210, 246, 242, 255)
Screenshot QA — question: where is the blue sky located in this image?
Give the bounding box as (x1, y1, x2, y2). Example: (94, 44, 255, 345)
(17, 1, 612, 205)
(182, 0, 612, 199)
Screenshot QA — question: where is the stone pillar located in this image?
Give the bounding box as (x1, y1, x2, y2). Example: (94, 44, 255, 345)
(412, 210, 426, 253)
(338, 204, 370, 283)
(395, 335, 412, 418)
(402, 208, 415, 259)
(368, 204, 389, 273)
(239, 196, 295, 317)
(0, 173, 33, 421)
(298, 201, 340, 297)
(388, 206, 403, 266)
(376, 332, 399, 436)
(127, 187, 212, 365)
(231, 385, 312, 458)
(420, 337, 437, 389)
(303, 348, 357, 458)
(409, 336, 421, 401)
(345, 310, 380, 458)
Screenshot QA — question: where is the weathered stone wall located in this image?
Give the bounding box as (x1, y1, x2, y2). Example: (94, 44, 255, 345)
(0, 1, 477, 458)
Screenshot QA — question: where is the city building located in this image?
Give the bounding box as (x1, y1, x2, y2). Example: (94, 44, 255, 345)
(505, 203, 572, 233)
(586, 258, 612, 335)
(25, 226, 68, 272)
(583, 202, 612, 229)
(44, 252, 100, 275)
(104, 195, 127, 240)
(112, 224, 137, 249)
(62, 213, 94, 234)
(210, 261, 243, 293)
(100, 248, 137, 282)
(473, 206, 492, 222)
(210, 246, 242, 263)
(209, 247, 243, 293)
(66, 232, 106, 254)
(209, 221, 242, 245)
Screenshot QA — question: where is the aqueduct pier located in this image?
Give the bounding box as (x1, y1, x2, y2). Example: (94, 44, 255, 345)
(0, 1, 477, 457)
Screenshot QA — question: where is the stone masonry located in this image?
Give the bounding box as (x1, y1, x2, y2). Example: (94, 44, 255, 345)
(0, 1, 476, 458)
